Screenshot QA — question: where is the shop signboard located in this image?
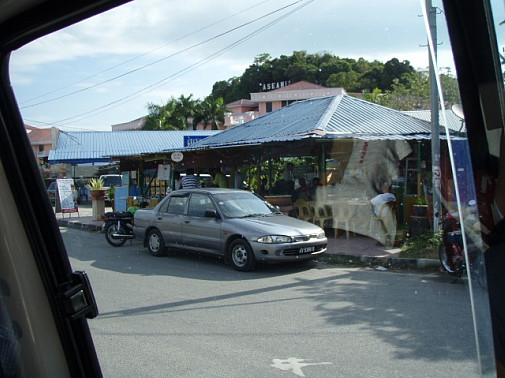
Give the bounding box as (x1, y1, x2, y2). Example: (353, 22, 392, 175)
(184, 135, 207, 147)
(56, 178, 78, 214)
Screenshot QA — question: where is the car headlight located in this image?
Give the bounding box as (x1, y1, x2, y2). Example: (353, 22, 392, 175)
(317, 231, 326, 239)
(256, 235, 293, 243)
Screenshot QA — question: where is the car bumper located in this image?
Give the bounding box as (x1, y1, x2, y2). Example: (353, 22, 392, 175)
(250, 239, 327, 262)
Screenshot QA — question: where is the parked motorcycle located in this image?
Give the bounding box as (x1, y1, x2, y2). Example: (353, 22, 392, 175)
(438, 200, 484, 283)
(439, 209, 465, 278)
(102, 207, 136, 247)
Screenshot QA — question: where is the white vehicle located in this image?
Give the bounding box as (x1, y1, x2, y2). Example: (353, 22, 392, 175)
(99, 174, 123, 202)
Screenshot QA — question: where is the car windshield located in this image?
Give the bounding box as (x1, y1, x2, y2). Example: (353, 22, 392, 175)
(101, 176, 122, 187)
(7, 0, 505, 376)
(214, 192, 278, 218)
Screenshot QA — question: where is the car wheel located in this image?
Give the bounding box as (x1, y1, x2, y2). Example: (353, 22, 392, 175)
(228, 239, 256, 272)
(147, 229, 166, 257)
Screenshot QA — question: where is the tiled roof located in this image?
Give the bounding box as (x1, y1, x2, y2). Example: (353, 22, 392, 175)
(271, 80, 326, 92)
(226, 99, 257, 108)
(26, 126, 53, 144)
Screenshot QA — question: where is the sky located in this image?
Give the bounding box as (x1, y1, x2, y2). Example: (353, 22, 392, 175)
(9, 0, 505, 132)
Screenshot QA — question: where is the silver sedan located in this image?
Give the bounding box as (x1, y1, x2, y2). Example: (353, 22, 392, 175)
(133, 188, 327, 271)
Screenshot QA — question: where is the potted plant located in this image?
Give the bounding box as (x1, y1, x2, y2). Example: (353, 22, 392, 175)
(87, 178, 105, 200)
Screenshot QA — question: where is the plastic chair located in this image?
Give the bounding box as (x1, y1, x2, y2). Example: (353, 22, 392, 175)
(294, 199, 314, 223)
(312, 202, 332, 229)
(331, 204, 351, 239)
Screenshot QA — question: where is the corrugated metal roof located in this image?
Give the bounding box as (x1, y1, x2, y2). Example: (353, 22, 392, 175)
(402, 109, 466, 132)
(48, 130, 219, 164)
(326, 95, 432, 135)
(186, 94, 434, 150)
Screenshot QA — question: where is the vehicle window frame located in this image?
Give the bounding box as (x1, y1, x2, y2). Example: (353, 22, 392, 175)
(165, 194, 189, 215)
(187, 192, 216, 217)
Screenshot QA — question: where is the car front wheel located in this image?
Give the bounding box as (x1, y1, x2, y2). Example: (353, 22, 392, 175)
(228, 239, 256, 272)
(147, 229, 165, 257)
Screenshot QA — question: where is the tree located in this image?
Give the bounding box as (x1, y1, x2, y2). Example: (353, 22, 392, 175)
(202, 52, 458, 112)
(373, 71, 431, 110)
(142, 95, 198, 130)
(369, 69, 460, 111)
(175, 94, 197, 129)
(380, 58, 414, 90)
(193, 96, 227, 130)
(326, 71, 361, 92)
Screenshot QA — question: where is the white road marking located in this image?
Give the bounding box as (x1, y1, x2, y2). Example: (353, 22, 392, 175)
(271, 357, 333, 377)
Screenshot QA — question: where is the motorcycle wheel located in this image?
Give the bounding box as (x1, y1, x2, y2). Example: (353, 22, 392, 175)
(105, 222, 128, 247)
(439, 243, 464, 277)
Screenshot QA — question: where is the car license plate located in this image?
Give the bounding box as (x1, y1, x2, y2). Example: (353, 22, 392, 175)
(299, 246, 315, 254)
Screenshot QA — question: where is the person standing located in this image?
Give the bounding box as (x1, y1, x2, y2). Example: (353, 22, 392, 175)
(174, 171, 182, 190)
(283, 162, 294, 182)
(181, 168, 201, 189)
(234, 169, 245, 189)
(212, 167, 229, 188)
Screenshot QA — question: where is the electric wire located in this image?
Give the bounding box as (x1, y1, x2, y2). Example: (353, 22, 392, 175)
(19, 0, 272, 105)
(41, 0, 314, 128)
(20, 0, 306, 110)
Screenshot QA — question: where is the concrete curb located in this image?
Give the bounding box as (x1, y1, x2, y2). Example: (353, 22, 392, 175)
(57, 219, 102, 232)
(320, 253, 440, 271)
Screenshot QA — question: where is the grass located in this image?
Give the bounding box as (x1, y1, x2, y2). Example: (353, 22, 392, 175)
(399, 231, 441, 259)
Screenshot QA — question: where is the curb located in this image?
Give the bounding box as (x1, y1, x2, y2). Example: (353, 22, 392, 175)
(57, 219, 102, 232)
(320, 253, 440, 271)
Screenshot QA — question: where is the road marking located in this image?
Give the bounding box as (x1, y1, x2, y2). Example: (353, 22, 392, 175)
(271, 357, 332, 377)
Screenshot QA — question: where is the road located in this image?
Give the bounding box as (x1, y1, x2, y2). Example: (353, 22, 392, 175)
(61, 227, 484, 377)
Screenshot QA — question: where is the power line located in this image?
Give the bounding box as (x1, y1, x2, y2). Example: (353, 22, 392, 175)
(19, 0, 272, 106)
(33, 0, 314, 128)
(20, 0, 305, 110)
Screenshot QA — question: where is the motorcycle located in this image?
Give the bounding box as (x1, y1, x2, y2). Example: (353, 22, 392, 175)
(438, 200, 485, 284)
(438, 209, 465, 278)
(102, 208, 136, 247)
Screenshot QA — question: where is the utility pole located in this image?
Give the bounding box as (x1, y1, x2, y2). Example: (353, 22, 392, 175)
(427, 0, 441, 233)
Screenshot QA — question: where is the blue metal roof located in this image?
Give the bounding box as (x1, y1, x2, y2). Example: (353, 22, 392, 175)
(185, 95, 434, 150)
(48, 130, 219, 164)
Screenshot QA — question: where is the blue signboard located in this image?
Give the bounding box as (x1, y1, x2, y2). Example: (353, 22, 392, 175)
(184, 135, 207, 147)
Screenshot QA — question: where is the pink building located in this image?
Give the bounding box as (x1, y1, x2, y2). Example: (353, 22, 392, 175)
(224, 81, 345, 128)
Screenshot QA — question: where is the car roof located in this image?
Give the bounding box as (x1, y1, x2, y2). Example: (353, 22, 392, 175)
(173, 188, 250, 195)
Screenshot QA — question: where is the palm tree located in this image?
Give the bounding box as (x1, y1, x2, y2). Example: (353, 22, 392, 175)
(175, 94, 198, 130)
(194, 96, 226, 130)
(143, 95, 226, 131)
(143, 97, 190, 131)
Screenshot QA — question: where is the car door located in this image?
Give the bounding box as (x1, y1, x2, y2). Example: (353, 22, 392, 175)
(182, 192, 223, 254)
(155, 193, 189, 247)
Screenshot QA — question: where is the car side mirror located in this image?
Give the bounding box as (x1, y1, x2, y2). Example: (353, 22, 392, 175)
(204, 210, 219, 218)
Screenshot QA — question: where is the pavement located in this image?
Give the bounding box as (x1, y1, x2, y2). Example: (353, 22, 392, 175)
(55, 204, 440, 270)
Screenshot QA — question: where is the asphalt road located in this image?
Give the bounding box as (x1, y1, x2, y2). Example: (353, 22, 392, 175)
(61, 227, 486, 377)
